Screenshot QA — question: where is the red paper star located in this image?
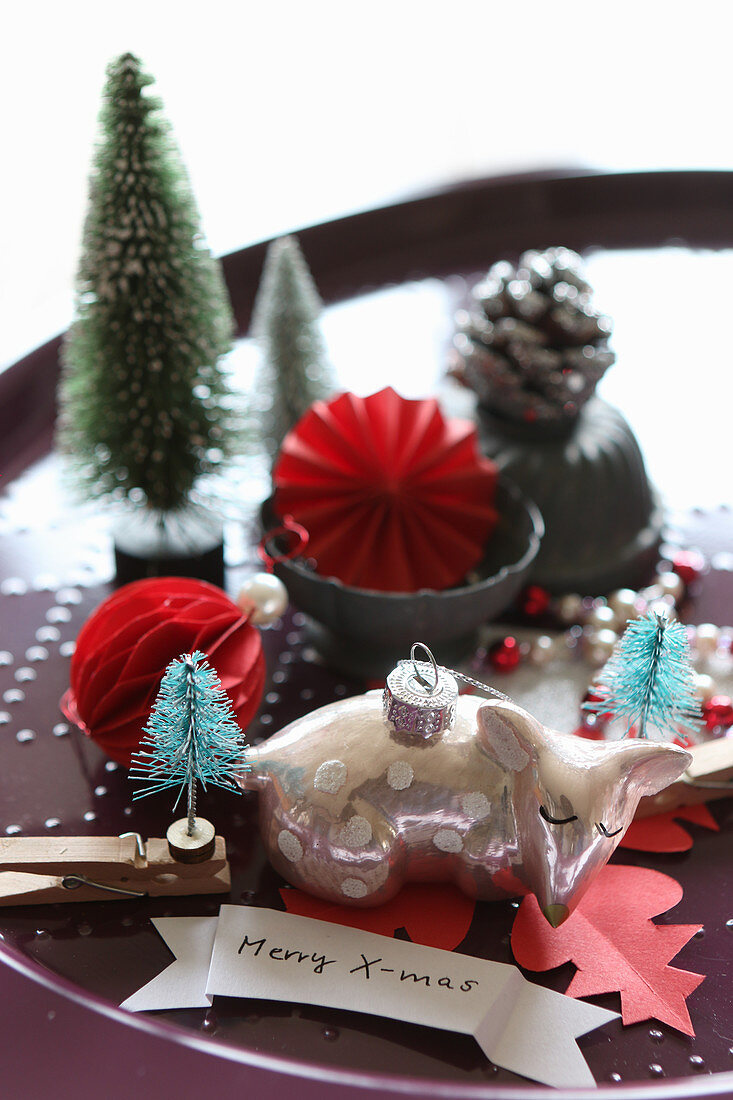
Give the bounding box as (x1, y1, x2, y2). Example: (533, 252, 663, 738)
(511, 865, 704, 1035)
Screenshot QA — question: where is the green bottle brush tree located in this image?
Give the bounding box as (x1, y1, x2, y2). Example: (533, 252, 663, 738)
(58, 53, 238, 584)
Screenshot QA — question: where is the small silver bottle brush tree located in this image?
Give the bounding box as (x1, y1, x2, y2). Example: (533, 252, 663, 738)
(250, 233, 335, 465)
(57, 54, 239, 586)
(451, 247, 662, 594)
(130, 651, 247, 862)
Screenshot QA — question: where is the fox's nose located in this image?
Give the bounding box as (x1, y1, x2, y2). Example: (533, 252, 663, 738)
(542, 903, 570, 928)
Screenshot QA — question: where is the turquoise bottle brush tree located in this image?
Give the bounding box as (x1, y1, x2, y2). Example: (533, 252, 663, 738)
(585, 611, 702, 740)
(130, 651, 248, 859)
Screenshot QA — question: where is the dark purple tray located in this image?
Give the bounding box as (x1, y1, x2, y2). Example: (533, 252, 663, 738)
(2, 170, 733, 1099)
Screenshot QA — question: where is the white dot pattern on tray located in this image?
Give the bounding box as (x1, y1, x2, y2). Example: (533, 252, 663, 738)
(1, 578, 28, 596)
(25, 646, 49, 662)
(55, 588, 83, 606)
(33, 574, 58, 591)
(46, 607, 72, 624)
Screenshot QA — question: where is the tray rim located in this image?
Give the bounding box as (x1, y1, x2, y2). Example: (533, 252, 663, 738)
(3, 166, 733, 1099)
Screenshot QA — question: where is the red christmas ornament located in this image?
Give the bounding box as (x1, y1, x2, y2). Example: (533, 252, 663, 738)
(488, 636, 521, 672)
(702, 694, 733, 731)
(273, 387, 498, 593)
(519, 584, 551, 618)
(61, 578, 266, 767)
(582, 688, 613, 723)
(671, 550, 705, 587)
(572, 723, 605, 741)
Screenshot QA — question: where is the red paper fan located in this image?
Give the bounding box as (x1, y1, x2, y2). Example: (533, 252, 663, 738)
(273, 387, 498, 592)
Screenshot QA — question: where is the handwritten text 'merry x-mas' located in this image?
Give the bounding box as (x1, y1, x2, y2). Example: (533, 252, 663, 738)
(238, 932, 480, 991)
(123, 906, 618, 1087)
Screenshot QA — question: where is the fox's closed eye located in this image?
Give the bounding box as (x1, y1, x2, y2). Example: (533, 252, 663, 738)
(539, 804, 578, 825)
(597, 821, 623, 838)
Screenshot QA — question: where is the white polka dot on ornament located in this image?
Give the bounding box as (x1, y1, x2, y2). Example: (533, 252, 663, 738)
(237, 573, 288, 626)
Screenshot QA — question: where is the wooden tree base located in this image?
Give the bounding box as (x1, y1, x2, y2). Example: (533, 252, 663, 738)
(166, 818, 217, 864)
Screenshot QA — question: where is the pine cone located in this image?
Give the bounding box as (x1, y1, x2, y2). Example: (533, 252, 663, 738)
(451, 247, 615, 424)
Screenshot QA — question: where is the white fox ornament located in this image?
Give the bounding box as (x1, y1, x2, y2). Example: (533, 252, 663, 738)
(240, 652, 691, 926)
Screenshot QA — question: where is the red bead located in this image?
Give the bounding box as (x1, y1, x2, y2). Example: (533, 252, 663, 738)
(671, 550, 705, 586)
(582, 689, 613, 719)
(488, 636, 521, 673)
(520, 584, 551, 618)
(703, 695, 733, 731)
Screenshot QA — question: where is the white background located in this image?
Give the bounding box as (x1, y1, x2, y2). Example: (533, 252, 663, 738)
(3, 1, 731, 369)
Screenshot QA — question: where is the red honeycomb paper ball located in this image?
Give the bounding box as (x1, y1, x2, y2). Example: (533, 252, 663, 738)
(61, 577, 266, 767)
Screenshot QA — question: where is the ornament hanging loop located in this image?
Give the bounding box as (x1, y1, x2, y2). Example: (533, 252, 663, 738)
(384, 643, 458, 738)
(258, 516, 309, 573)
(384, 640, 517, 738)
(410, 642, 440, 696)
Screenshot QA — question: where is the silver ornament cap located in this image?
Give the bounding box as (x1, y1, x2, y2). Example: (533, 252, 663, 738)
(383, 643, 458, 737)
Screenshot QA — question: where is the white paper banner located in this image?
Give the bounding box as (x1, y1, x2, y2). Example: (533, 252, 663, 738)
(121, 917, 217, 1011)
(123, 905, 617, 1088)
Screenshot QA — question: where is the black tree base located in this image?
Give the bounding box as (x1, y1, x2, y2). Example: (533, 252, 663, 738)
(112, 507, 225, 588)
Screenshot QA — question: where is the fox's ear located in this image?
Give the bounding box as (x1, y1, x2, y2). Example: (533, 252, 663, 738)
(616, 740, 692, 798)
(477, 703, 545, 772)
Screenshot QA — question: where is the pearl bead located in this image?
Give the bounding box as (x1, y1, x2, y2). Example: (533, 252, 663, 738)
(556, 593, 583, 625)
(237, 573, 289, 626)
(646, 597, 676, 622)
(657, 570, 684, 602)
(693, 672, 717, 703)
(640, 583, 663, 605)
(586, 604, 616, 631)
(583, 627, 618, 667)
(608, 588, 641, 622)
(529, 634, 557, 666)
(694, 622, 720, 658)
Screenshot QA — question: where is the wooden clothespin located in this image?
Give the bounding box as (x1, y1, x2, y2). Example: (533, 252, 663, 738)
(0, 831, 230, 906)
(636, 737, 733, 818)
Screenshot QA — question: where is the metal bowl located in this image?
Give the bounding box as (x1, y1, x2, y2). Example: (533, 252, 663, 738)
(263, 476, 543, 678)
